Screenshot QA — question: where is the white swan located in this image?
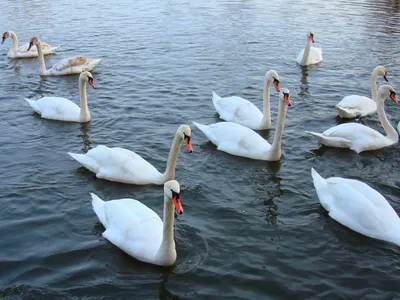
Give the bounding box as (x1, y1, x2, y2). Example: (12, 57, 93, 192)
(193, 88, 291, 161)
(2, 31, 59, 58)
(91, 180, 184, 266)
(311, 168, 400, 246)
(68, 125, 193, 185)
(28, 37, 101, 75)
(307, 85, 398, 153)
(336, 66, 388, 118)
(24, 71, 95, 123)
(296, 30, 323, 66)
(212, 70, 280, 130)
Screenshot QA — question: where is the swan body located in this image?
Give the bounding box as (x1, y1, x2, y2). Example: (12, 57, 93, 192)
(68, 125, 193, 185)
(2, 31, 59, 58)
(212, 70, 280, 130)
(311, 168, 400, 246)
(91, 180, 184, 266)
(296, 30, 323, 66)
(194, 88, 291, 161)
(307, 85, 398, 153)
(24, 71, 96, 122)
(336, 66, 388, 118)
(28, 37, 100, 75)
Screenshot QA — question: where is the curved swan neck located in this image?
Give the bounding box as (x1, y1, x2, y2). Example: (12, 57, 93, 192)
(370, 70, 379, 101)
(300, 36, 312, 66)
(35, 42, 47, 75)
(268, 100, 288, 160)
(260, 78, 272, 128)
(155, 195, 176, 263)
(79, 78, 90, 122)
(9, 32, 18, 53)
(162, 132, 183, 181)
(377, 93, 398, 142)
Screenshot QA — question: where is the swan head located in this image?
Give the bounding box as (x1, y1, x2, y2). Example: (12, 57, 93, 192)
(374, 66, 389, 82)
(280, 88, 292, 107)
(164, 180, 183, 214)
(265, 70, 280, 92)
(1, 31, 11, 44)
(307, 30, 315, 43)
(27, 37, 41, 51)
(378, 85, 398, 104)
(178, 125, 193, 153)
(80, 71, 96, 89)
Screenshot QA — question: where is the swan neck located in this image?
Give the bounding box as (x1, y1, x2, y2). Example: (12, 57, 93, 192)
(162, 132, 183, 181)
(300, 36, 312, 66)
(10, 32, 18, 53)
(155, 195, 176, 263)
(261, 78, 271, 128)
(268, 100, 287, 160)
(377, 94, 398, 142)
(35, 42, 47, 75)
(370, 70, 378, 101)
(79, 78, 90, 122)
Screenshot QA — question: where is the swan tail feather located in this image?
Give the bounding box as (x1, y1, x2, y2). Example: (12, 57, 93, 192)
(311, 167, 326, 188)
(24, 98, 41, 114)
(192, 121, 216, 142)
(212, 91, 222, 106)
(306, 131, 352, 148)
(49, 45, 60, 53)
(90, 192, 107, 227)
(68, 152, 98, 173)
(335, 105, 359, 119)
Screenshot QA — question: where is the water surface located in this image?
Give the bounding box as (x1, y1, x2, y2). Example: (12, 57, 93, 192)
(1, 0, 400, 298)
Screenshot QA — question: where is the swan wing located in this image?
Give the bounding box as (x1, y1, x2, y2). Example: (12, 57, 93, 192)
(69, 145, 162, 184)
(102, 199, 163, 262)
(25, 97, 81, 122)
(309, 46, 323, 64)
(325, 180, 396, 242)
(213, 93, 263, 128)
(336, 95, 377, 118)
(296, 49, 305, 64)
(322, 123, 387, 152)
(53, 56, 94, 71)
(194, 121, 270, 159)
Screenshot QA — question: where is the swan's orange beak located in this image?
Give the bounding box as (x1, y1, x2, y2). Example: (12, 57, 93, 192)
(384, 74, 389, 82)
(27, 42, 33, 51)
(310, 34, 315, 43)
(284, 94, 292, 107)
(390, 92, 398, 103)
(173, 195, 184, 214)
(88, 78, 96, 89)
(273, 80, 280, 92)
(185, 136, 193, 153)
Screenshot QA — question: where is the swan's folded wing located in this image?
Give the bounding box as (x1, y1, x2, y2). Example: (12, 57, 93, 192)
(53, 56, 93, 71)
(327, 182, 391, 240)
(35, 97, 80, 121)
(103, 199, 163, 261)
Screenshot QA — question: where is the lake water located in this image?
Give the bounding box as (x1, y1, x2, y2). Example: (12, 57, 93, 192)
(1, 0, 400, 298)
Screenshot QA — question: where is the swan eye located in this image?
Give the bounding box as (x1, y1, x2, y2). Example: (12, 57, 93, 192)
(171, 190, 180, 198)
(390, 90, 396, 96)
(273, 78, 279, 84)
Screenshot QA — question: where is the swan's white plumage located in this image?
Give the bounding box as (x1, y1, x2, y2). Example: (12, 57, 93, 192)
(193, 121, 271, 160)
(213, 92, 263, 129)
(194, 88, 291, 161)
(336, 66, 387, 118)
(311, 168, 400, 246)
(24, 71, 94, 123)
(212, 70, 280, 130)
(69, 146, 163, 184)
(2, 31, 59, 58)
(336, 96, 377, 119)
(28, 37, 100, 76)
(90, 193, 164, 264)
(296, 46, 323, 65)
(307, 85, 399, 153)
(68, 125, 192, 185)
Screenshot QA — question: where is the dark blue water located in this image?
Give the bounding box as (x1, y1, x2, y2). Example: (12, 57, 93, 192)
(1, 0, 400, 298)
